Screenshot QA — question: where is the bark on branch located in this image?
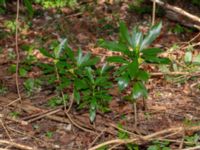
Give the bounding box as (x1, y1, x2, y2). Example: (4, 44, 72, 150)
(150, 0, 200, 30)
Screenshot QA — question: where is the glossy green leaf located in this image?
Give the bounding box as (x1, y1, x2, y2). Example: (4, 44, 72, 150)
(131, 27, 143, 50)
(107, 56, 129, 64)
(136, 70, 149, 81)
(39, 48, 54, 58)
(184, 51, 192, 64)
(66, 45, 75, 61)
(114, 65, 128, 76)
(54, 38, 67, 59)
(142, 48, 164, 56)
(99, 40, 128, 53)
(141, 22, 162, 50)
(131, 81, 147, 100)
(86, 67, 94, 84)
(77, 49, 91, 67)
(119, 22, 132, 46)
(118, 75, 130, 91)
(127, 61, 139, 78)
(95, 76, 109, 86)
(81, 57, 100, 67)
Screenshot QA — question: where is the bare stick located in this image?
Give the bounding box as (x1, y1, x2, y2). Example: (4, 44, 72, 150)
(0, 140, 34, 150)
(152, 0, 156, 26)
(182, 146, 200, 150)
(0, 120, 12, 141)
(15, 0, 22, 102)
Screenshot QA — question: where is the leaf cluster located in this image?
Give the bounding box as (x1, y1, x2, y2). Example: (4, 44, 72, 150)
(99, 22, 170, 101)
(39, 39, 112, 122)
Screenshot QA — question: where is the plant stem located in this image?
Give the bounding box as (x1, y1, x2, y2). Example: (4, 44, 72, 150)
(54, 63, 67, 111)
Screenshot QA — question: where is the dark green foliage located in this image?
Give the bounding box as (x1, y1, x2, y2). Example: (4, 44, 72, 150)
(39, 39, 113, 122)
(99, 21, 170, 101)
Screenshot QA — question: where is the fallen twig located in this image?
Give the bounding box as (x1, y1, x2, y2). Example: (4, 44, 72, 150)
(150, 0, 200, 30)
(0, 140, 34, 150)
(182, 146, 200, 150)
(89, 126, 200, 150)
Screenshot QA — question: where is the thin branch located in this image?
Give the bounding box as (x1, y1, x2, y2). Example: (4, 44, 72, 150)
(15, 0, 22, 102)
(89, 126, 200, 150)
(152, 0, 156, 26)
(0, 140, 34, 150)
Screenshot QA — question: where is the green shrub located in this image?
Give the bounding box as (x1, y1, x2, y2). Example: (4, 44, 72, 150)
(99, 22, 170, 102)
(38, 39, 113, 122)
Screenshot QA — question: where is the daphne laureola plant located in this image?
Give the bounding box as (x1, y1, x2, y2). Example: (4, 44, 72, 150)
(38, 21, 170, 122)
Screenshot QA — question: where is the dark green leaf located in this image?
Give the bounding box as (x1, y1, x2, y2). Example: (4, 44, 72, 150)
(131, 81, 147, 100)
(107, 56, 129, 64)
(118, 75, 130, 91)
(59, 78, 70, 90)
(86, 67, 94, 84)
(99, 40, 129, 53)
(141, 22, 162, 50)
(81, 57, 100, 67)
(114, 65, 128, 76)
(119, 22, 132, 46)
(66, 45, 75, 60)
(143, 56, 170, 64)
(95, 76, 109, 86)
(142, 48, 164, 56)
(74, 79, 88, 90)
(127, 61, 139, 78)
(39, 48, 54, 58)
(136, 70, 149, 81)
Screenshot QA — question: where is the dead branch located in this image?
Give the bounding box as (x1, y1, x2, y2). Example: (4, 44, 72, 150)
(150, 0, 200, 30)
(89, 125, 200, 150)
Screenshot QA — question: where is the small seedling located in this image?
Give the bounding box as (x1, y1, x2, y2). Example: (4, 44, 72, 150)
(48, 95, 68, 108)
(10, 111, 20, 118)
(184, 134, 200, 146)
(0, 84, 7, 95)
(147, 140, 171, 150)
(23, 78, 41, 96)
(46, 131, 53, 138)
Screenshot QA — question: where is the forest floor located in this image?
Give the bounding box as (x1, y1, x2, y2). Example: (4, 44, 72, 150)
(0, 1, 200, 150)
